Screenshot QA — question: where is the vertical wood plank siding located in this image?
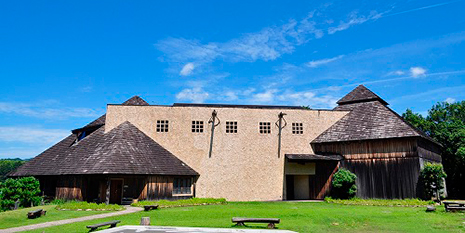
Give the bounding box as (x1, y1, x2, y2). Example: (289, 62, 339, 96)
(312, 138, 426, 199)
(145, 176, 173, 200)
(310, 161, 339, 199)
(341, 158, 420, 198)
(56, 176, 83, 200)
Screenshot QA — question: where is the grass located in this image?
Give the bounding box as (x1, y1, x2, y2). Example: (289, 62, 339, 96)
(131, 198, 227, 208)
(57, 201, 125, 211)
(22, 201, 465, 233)
(0, 205, 114, 229)
(325, 197, 436, 207)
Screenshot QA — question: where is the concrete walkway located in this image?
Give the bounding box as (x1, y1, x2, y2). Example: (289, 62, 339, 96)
(0, 206, 143, 233)
(100, 226, 297, 233)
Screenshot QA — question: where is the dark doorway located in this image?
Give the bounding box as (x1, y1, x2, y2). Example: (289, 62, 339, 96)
(109, 179, 123, 204)
(286, 175, 295, 200)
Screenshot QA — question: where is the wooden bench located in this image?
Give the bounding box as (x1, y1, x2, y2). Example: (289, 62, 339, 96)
(232, 217, 280, 229)
(86, 220, 121, 231)
(27, 209, 46, 219)
(444, 201, 465, 212)
(144, 205, 159, 211)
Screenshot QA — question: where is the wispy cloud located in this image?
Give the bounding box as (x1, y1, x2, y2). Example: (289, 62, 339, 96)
(175, 87, 209, 103)
(0, 126, 69, 144)
(180, 63, 195, 76)
(307, 55, 344, 68)
(156, 9, 380, 68)
(0, 102, 102, 119)
(389, 85, 465, 103)
(328, 11, 383, 34)
(383, 0, 463, 18)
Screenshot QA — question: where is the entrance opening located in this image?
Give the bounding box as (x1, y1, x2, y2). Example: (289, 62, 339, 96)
(109, 179, 123, 204)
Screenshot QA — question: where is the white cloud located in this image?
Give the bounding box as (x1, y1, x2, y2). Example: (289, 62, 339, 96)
(328, 11, 383, 35)
(180, 63, 195, 76)
(252, 90, 278, 103)
(307, 55, 344, 68)
(445, 97, 456, 103)
(386, 70, 405, 76)
(278, 91, 339, 108)
(0, 126, 69, 144)
(156, 10, 378, 66)
(0, 102, 102, 119)
(176, 87, 209, 103)
(410, 66, 427, 77)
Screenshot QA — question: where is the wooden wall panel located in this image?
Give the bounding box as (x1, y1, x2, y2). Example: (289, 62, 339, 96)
(341, 157, 421, 199)
(145, 176, 173, 200)
(56, 176, 83, 200)
(312, 138, 418, 160)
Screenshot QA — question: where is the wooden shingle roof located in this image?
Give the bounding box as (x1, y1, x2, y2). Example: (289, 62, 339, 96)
(312, 86, 440, 145)
(10, 96, 198, 177)
(336, 85, 388, 105)
(10, 121, 198, 176)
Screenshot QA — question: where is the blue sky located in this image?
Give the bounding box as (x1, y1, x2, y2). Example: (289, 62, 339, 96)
(1, 0, 464, 159)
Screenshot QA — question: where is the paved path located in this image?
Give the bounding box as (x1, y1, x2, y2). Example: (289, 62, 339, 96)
(100, 226, 297, 233)
(0, 206, 143, 233)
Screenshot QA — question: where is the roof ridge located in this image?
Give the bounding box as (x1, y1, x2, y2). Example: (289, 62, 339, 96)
(337, 85, 388, 105)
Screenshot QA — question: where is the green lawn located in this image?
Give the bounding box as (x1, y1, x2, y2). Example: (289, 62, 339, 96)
(0, 205, 113, 229)
(22, 202, 465, 233)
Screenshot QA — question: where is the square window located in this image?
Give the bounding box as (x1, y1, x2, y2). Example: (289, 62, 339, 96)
(226, 121, 237, 133)
(292, 122, 303, 134)
(259, 122, 271, 134)
(173, 177, 192, 195)
(156, 120, 169, 132)
(192, 121, 204, 133)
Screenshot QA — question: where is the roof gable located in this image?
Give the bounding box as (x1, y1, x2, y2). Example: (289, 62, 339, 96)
(337, 85, 388, 105)
(10, 122, 198, 176)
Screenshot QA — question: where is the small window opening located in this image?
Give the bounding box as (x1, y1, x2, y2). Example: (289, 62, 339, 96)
(259, 122, 271, 134)
(226, 121, 238, 133)
(156, 120, 169, 132)
(292, 122, 303, 134)
(192, 121, 204, 133)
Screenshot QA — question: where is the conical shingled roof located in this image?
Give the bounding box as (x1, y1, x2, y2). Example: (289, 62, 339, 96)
(10, 121, 198, 176)
(312, 85, 440, 145)
(337, 85, 388, 105)
(10, 96, 198, 177)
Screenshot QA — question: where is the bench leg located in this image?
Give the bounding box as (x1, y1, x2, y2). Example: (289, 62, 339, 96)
(110, 224, 117, 228)
(267, 223, 276, 229)
(89, 227, 97, 232)
(236, 222, 245, 227)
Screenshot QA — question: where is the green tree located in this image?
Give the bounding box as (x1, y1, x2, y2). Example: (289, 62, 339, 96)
(419, 163, 447, 200)
(0, 177, 41, 211)
(0, 159, 25, 181)
(403, 101, 465, 198)
(331, 168, 357, 199)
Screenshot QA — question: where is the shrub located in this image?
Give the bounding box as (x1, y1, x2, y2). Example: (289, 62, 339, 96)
(0, 176, 41, 211)
(324, 197, 435, 207)
(419, 162, 447, 200)
(56, 201, 124, 211)
(131, 197, 227, 208)
(331, 168, 357, 199)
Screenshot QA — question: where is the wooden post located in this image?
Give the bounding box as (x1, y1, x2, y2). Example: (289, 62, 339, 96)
(105, 178, 111, 205)
(140, 217, 150, 226)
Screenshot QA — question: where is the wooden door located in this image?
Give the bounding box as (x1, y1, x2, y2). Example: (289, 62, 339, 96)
(109, 180, 123, 204)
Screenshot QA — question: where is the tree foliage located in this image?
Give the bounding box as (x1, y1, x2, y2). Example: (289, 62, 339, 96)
(0, 176, 41, 211)
(403, 101, 465, 198)
(419, 162, 447, 200)
(0, 159, 25, 181)
(331, 168, 357, 199)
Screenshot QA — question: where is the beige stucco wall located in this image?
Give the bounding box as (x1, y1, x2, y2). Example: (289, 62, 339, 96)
(105, 105, 348, 201)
